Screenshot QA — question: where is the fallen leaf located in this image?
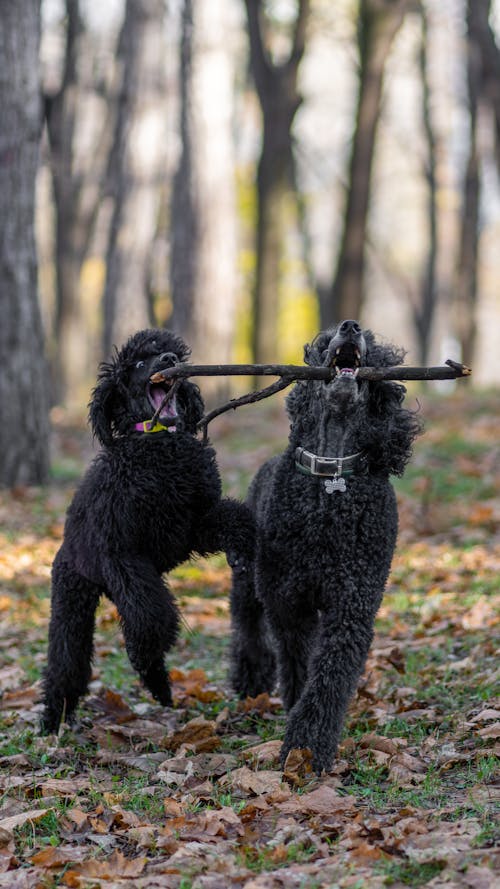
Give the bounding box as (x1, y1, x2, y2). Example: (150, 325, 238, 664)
(0, 808, 51, 836)
(282, 747, 314, 787)
(222, 766, 285, 796)
(242, 740, 283, 765)
(168, 716, 219, 753)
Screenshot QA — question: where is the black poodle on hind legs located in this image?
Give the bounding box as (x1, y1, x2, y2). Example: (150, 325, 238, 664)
(41, 328, 254, 734)
(230, 320, 423, 773)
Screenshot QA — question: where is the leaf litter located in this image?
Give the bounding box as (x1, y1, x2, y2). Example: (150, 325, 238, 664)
(0, 394, 498, 887)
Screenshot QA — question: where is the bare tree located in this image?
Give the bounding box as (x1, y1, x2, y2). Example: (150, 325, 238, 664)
(470, 0, 500, 174)
(0, 0, 50, 486)
(170, 0, 239, 384)
(45, 0, 112, 401)
(244, 0, 310, 363)
(413, 1, 438, 364)
(103, 0, 167, 357)
(325, 0, 411, 327)
(454, 0, 482, 368)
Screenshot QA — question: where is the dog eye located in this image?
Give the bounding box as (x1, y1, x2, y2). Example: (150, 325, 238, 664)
(135, 360, 145, 369)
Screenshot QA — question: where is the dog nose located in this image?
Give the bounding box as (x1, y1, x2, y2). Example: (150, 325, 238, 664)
(339, 320, 361, 335)
(159, 352, 178, 366)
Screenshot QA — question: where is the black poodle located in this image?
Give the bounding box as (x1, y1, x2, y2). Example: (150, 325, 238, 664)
(230, 320, 422, 773)
(41, 328, 254, 734)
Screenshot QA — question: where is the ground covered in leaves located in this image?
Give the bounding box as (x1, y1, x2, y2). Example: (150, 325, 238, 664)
(0, 389, 498, 888)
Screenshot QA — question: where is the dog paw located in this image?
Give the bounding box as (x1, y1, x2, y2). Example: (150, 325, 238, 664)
(281, 708, 336, 774)
(230, 654, 275, 699)
(226, 550, 251, 574)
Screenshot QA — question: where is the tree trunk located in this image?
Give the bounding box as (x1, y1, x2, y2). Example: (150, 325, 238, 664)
(46, 0, 111, 403)
(0, 0, 50, 486)
(245, 0, 310, 364)
(414, 3, 438, 364)
(471, 0, 500, 174)
(454, 0, 482, 369)
(325, 0, 410, 327)
(102, 0, 167, 357)
(170, 0, 239, 391)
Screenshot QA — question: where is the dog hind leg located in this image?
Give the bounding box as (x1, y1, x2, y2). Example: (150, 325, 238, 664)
(41, 557, 100, 734)
(103, 557, 179, 707)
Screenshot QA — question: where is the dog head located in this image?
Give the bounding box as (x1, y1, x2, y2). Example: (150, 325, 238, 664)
(287, 321, 422, 474)
(304, 319, 368, 408)
(89, 329, 204, 446)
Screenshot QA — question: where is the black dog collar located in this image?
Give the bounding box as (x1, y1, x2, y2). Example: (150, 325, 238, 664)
(295, 447, 367, 492)
(295, 447, 364, 478)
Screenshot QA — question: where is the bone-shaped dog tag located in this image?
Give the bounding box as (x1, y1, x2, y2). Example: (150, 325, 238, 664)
(324, 476, 346, 493)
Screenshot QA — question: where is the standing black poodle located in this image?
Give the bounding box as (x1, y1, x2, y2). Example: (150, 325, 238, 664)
(230, 320, 422, 772)
(41, 328, 254, 734)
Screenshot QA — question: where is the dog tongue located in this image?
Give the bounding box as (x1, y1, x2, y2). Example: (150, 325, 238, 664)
(150, 386, 178, 423)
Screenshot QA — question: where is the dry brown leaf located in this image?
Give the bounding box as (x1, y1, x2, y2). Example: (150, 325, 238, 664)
(39, 777, 90, 797)
(0, 808, 51, 836)
(469, 708, 500, 723)
(168, 716, 219, 752)
(242, 739, 283, 765)
(478, 722, 500, 739)
(238, 693, 282, 714)
(388, 752, 427, 785)
(62, 808, 90, 833)
(359, 733, 407, 756)
(278, 784, 357, 816)
(282, 747, 314, 786)
(91, 688, 137, 723)
(63, 849, 147, 879)
(348, 840, 386, 862)
(31, 846, 88, 868)
(222, 765, 285, 796)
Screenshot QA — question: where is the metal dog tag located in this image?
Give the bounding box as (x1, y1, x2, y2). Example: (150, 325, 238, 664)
(325, 476, 346, 493)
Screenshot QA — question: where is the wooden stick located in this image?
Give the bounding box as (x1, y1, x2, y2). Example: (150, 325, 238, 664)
(149, 359, 471, 436)
(151, 358, 471, 384)
(198, 377, 291, 441)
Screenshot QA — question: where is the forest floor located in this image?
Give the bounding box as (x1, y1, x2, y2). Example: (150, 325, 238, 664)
(0, 387, 498, 888)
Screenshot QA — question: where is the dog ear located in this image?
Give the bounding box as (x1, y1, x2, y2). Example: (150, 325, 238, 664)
(304, 331, 330, 366)
(179, 382, 205, 433)
(88, 363, 117, 446)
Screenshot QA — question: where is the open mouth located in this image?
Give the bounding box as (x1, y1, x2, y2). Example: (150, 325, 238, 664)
(147, 381, 178, 423)
(329, 342, 362, 378)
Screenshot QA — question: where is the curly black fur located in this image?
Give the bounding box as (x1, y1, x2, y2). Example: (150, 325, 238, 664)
(230, 321, 423, 773)
(41, 329, 254, 734)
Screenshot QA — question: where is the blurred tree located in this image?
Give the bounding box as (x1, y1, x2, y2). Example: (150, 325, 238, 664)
(453, 0, 500, 369)
(244, 0, 310, 363)
(414, 1, 438, 364)
(0, 0, 50, 485)
(103, 0, 167, 358)
(170, 0, 238, 385)
(46, 0, 112, 401)
(454, 0, 482, 369)
(324, 0, 411, 327)
(471, 0, 500, 174)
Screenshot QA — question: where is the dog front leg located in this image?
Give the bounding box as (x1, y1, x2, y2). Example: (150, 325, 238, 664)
(281, 600, 377, 773)
(230, 568, 276, 698)
(41, 556, 100, 734)
(103, 557, 179, 707)
(193, 499, 255, 570)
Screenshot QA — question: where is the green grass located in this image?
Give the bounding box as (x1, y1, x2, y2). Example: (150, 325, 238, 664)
(379, 860, 444, 886)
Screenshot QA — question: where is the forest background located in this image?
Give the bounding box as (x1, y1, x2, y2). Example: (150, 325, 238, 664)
(1, 0, 500, 486)
(0, 4, 499, 887)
